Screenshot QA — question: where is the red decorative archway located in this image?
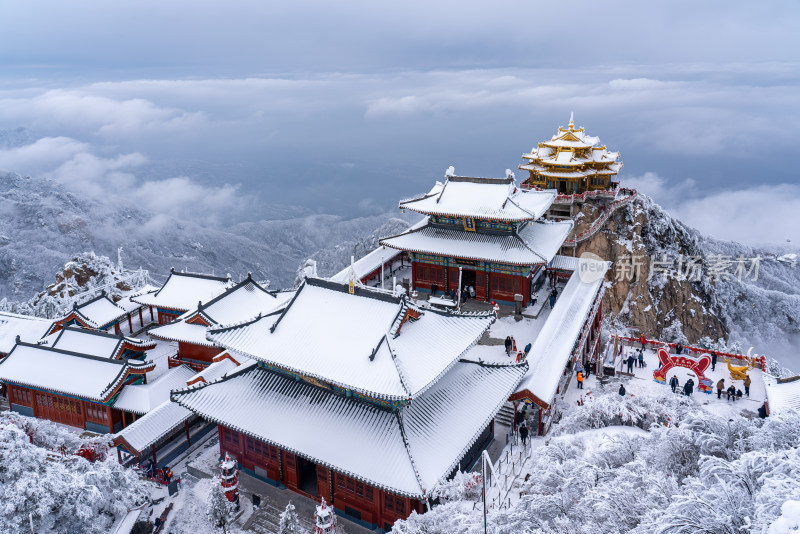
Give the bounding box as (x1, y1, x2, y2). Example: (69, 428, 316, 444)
(653, 347, 713, 394)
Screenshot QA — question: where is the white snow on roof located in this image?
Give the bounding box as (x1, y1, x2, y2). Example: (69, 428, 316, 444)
(399, 177, 556, 221)
(174, 365, 422, 496)
(187, 357, 242, 385)
(173, 360, 525, 497)
(764, 374, 800, 415)
(381, 219, 572, 266)
(74, 295, 128, 327)
(132, 271, 230, 312)
(113, 365, 196, 414)
(516, 265, 606, 406)
(114, 400, 193, 454)
(0, 344, 140, 401)
(49, 328, 123, 359)
(202, 281, 293, 325)
(208, 279, 494, 400)
(404, 361, 526, 494)
(149, 320, 214, 346)
(549, 254, 579, 271)
(0, 312, 51, 355)
(329, 246, 405, 284)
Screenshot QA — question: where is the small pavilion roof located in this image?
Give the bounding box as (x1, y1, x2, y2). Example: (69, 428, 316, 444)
(172, 359, 526, 498)
(113, 400, 193, 456)
(131, 270, 231, 312)
(48, 293, 130, 335)
(43, 326, 155, 360)
(399, 176, 556, 222)
(514, 262, 607, 408)
(206, 278, 494, 401)
(0, 312, 51, 355)
(380, 219, 573, 266)
(0, 342, 153, 403)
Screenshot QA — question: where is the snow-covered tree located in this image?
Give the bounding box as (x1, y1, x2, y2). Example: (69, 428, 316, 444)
(279, 501, 300, 534)
(0, 418, 149, 533)
(206, 476, 233, 533)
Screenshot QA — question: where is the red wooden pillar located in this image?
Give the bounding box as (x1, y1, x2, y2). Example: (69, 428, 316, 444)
(114, 323, 120, 335)
(117, 447, 122, 464)
(121, 410, 127, 428)
(107, 406, 114, 434)
(152, 444, 158, 466)
(149, 306, 154, 321)
(138, 307, 144, 327)
(185, 420, 191, 446)
(128, 313, 133, 333)
(538, 407, 544, 436)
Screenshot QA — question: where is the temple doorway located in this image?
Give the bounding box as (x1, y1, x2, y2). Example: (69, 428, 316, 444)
(558, 180, 567, 194)
(297, 456, 319, 496)
(462, 270, 476, 294)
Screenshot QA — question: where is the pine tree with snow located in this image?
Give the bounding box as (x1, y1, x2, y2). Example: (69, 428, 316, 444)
(279, 501, 300, 534)
(206, 476, 233, 533)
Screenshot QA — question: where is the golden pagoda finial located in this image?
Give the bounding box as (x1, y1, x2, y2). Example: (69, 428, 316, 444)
(569, 111, 574, 130)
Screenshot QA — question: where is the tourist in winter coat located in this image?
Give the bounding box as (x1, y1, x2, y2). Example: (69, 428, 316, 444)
(619, 384, 626, 396)
(626, 353, 635, 373)
(736, 389, 743, 400)
(523, 342, 532, 358)
(638, 349, 645, 368)
(744, 375, 751, 397)
(577, 371, 584, 389)
(504, 336, 513, 356)
(640, 333, 647, 349)
(670, 375, 679, 393)
(687, 379, 695, 395)
(717, 379, 725, 399)
(519, 422, 529, 445)
(584, 361, 591, 377)
(711, 351, 718, 371)
(576, 360, 583, 374)
(727, 385, 736, 401)
(675, 343, 684, 355)
(758, 403, 768, 419)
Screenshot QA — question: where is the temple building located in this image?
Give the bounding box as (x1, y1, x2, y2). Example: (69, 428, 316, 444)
(0, 339, 154, 433)
(379, 174, 572, 306)
(46, 292, 142, 336)
(41, 325, 156, 361)
(131, 269, 232, 325)
(148, 275, 294, 370)
(0, 311, 51, 357)
(518, 114, 622, 196)
(172, 278, 525, 531)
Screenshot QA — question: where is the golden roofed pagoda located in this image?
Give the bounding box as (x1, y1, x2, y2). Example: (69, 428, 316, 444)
(519, 113, 622, 195)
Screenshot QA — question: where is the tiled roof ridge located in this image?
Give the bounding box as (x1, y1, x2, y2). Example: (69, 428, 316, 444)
(425, 362, 528, 496)
(394, 410, 427, 497)
(446, 175, 514, 184)
(513, 222, 548, 264)
(9, 340, 130, 365)
(383, 335, 412, 398)
(195, 274, 274, 324)
(151, 269, 230, 298)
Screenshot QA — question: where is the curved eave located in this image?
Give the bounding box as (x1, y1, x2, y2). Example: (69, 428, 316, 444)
(379, 239, 543, 267)
(400, 206, 534, 223)
(424, 361, 529, 498)
(171, 392, 424, 499)
(148, 329, 217, 348)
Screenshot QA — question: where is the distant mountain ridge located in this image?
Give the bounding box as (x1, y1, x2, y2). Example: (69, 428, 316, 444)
(0, 171, 409, 299)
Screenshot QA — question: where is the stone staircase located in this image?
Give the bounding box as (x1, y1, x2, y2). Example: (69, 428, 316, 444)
(495, 403, 515, 427)
(244, 501, 316, 533)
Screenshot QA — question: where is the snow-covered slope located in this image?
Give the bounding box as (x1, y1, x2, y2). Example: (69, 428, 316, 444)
(0, 172, 403, 299)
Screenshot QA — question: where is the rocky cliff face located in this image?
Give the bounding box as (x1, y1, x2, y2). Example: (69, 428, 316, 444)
(572, 195, 728, 344)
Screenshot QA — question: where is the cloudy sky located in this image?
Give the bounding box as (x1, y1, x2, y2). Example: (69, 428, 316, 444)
(0, 1, 798, 245)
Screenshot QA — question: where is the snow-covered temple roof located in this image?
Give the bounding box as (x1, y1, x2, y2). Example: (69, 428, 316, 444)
(514, 261, 607, 408)
(172, 359, 526, 498)
(519, 115, 622, 180)
(329, 246, 405, 284)
(764, 374, 800, 415)
(113, 400, 193, 456)
(148, 277, 294, 346)
(380, 219, 573, 266)
(399, 176, 556, 222)
(206, 278, 495, 401)
(0, 312, 51, 355)
(0, 342, 154, 402)
(113, 364, 196, 414)
(72, 293, 130, 326)
(43, 326, 155, 360)
(131, 270, 231, 312)
(187, 355, 243, 386)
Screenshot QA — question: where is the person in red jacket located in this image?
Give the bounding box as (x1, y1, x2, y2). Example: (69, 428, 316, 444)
(640, 333, 647, 349)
